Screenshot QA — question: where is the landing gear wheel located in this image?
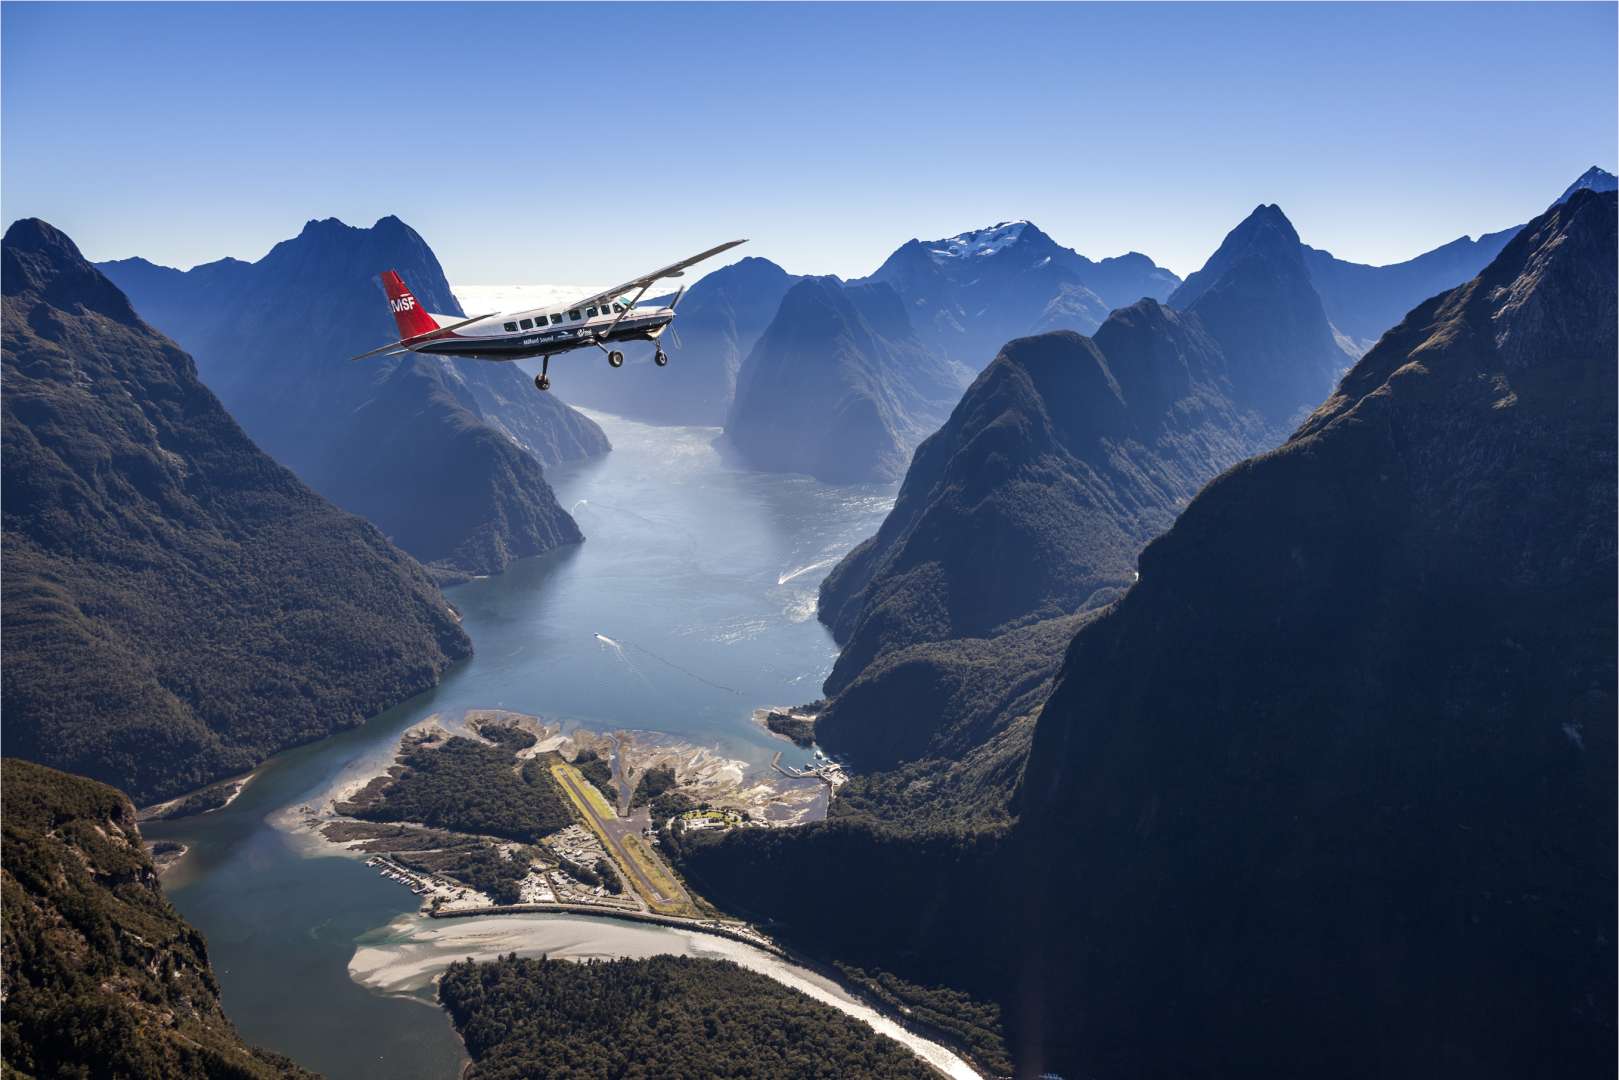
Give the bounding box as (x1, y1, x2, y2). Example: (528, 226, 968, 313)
(607, 350, 625, 368)
(534, 373, 550, 391)
(653, 349, 669, 367)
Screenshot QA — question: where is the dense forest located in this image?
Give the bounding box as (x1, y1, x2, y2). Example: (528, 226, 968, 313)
(571, 748, 618, 804)
(629, 763, 677, 808)
(340, 731, 570, 843)
(1, 759, 316, 1079)
(764, 710, 817, 747)
(1, 218, 472, 805)
(439, 954, 937, 1080)
(403, 842, 531, 905)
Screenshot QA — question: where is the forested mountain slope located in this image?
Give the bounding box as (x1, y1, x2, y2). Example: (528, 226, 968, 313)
(1016, 187, 1618, 1079)
(3, 218, 470, 804)
(1, 759, 318, 1079)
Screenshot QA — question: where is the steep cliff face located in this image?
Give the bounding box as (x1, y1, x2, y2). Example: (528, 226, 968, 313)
(1171, 203, 1355, 424)
(724, 278, 964, 483)
(554, 256, 800, 426)
(1017, 189, 1617, 1079)
(3, 219, 470, 803)
(1, 759, 317, 1078)
(101, 216, 602, 575)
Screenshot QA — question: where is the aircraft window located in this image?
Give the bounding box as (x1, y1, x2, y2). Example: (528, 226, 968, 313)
(519, 318, 534, 330)
(569, 310, 582, 321)
(503, 321, 518, 332)
(613, 303, 625, 313)
(585, 306, 597, 318)
(550, 314, 563, 325)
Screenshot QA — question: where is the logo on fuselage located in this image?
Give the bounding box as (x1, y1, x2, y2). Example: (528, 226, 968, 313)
(390, 296, 416, 313)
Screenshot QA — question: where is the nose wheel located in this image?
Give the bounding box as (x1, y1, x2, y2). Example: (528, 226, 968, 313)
(653, 348, 669, 367)
(534, 355, 551, 392)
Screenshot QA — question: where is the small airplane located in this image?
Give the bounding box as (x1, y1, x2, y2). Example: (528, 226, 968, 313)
(351, 239, 747, 390)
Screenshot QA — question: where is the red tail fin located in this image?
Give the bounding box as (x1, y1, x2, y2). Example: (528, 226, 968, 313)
(380, 270, 439, 340)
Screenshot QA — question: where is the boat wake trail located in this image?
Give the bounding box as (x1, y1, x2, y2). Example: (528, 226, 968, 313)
(603, 635, 743, 696)
(777, 557, 837, 587)
(571, 499, 589, 514)
(594, 633, 654, 689)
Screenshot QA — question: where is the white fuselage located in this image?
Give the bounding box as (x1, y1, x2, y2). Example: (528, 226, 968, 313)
(414, 298, 674, 361)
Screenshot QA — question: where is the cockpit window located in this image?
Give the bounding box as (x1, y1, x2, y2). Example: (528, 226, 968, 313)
(613, 303, 625, 313)
(503, 321, 518, 332)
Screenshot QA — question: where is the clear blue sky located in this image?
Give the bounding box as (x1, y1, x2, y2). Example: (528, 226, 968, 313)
(4, 2, 1614, 282)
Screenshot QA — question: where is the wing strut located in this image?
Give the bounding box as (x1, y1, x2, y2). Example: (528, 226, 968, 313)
(601, 281, 656, 338)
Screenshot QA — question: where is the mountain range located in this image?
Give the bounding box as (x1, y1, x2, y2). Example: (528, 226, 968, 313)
(100, 217, 606, 577)
(815, 167, 1609, 729)
(817, 199, 1353, 722)
(600, 171, 1616, 456)
(3, 218, 470, 804)
(861, 220, 1182, 365)
(675, 188, 1616, 1080)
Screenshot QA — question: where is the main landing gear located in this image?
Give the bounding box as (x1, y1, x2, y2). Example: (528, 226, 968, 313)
(607, 350, 625, 368)
(534, 355, 551, 392)
(653, 347, 669, 367)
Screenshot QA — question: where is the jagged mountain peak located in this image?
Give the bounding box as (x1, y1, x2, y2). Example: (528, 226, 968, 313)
(924, 220, 1039, 262)
(3, 217, 141, 324)
(1167, 203, 1306, 311)
(1555, 165, 1617, 206)
(5, 216, 82, 259)
(1209, 202, 1302, 256)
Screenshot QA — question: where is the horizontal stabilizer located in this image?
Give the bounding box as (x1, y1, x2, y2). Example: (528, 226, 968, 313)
(349, 311, 496, 361)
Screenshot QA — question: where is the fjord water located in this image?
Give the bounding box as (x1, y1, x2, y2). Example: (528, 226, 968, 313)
(144, 409, 899, 1080)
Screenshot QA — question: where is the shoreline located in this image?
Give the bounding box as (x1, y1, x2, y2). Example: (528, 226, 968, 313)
(360, 907, 984, 1080)
(427, 901, 782, 953)
(302, 708, 984, 1077)
(137, 768, 258, 823)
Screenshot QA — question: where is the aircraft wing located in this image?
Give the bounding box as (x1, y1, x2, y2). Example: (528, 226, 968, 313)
(568, 239, 747, 311)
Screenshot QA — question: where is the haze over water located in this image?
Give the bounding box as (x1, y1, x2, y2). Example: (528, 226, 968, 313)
(144, 410, 898, 1080)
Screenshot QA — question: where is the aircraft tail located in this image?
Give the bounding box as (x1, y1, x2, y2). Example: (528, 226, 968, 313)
(380, 270, 440, 340)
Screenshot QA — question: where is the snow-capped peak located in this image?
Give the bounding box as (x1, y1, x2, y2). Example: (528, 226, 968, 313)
(927, 221, 1030, 263)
